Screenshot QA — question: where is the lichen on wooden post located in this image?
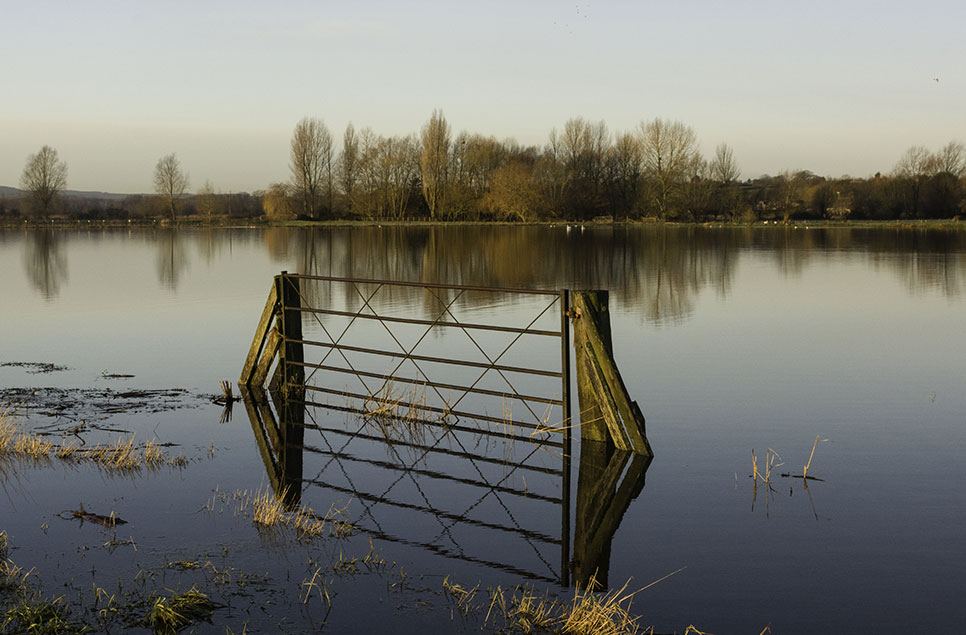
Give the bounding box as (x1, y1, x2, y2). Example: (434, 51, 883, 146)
(572, 290, 652, 456)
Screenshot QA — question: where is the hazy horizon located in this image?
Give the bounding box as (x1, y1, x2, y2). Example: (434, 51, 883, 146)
(2, 0, 964, 194)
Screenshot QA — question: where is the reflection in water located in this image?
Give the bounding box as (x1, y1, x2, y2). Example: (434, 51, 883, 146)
(264, 225, 966, 323)
(573, 441, 651, 589)
(242, 385, 304, 508)
(156, 229, 189, 289)
(23, 229, 67, 299)
(242, 387, 652, 589)
(12, 225, 966, 315)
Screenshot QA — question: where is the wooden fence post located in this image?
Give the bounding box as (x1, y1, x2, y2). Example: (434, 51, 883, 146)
(276, 271, 304, 395)
(572, 290, 652, 456)
(574, 291, 612, 445)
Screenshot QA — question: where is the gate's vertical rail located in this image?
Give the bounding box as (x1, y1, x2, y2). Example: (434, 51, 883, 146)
(560, 288, 572, 587)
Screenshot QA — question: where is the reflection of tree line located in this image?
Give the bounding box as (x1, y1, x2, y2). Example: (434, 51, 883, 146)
(23, 229, 68, 299)
(16, 227, 966, 305)
(276, 226, 740, 324)
(278, 226, 966, 317)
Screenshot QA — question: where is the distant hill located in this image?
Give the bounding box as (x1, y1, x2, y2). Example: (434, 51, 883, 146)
(0, 186, 137, 200)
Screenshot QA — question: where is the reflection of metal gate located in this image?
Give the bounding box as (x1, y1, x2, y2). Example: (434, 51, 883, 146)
(244, 386, 572, 583)
(241, 273, 573, 584)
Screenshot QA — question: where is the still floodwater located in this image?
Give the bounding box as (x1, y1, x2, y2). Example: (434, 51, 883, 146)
(1, 225, 965, 633)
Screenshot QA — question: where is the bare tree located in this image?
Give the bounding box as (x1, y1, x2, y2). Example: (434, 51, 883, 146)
(340, 122, 359, 214)
(604, 132, 642, 218)
(639, 118, 700, 219)
(154, 153, 189, 221)
(420, 109, 451, 219)
(196, 180, 218, 220)
(710, 143, 740, 183)
(20, 145, 68, 218)
(934, 141, 966, 178)
(290, 117, 333, 219)
(894, 145, 936, 218)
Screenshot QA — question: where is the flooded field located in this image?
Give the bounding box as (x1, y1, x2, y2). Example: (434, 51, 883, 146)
(1, 224, 965, 633)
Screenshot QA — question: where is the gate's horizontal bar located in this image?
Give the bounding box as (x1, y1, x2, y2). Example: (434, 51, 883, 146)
(298, 398, 566, 449)
(283, 273, 561, 297)
(350, 523, 559, 584)
(303, 386, 563, 435)
(290, 338, 564, 378)
(300, 414, 566, 475)
(304, 477, 562, 545)
(300, 443, 563, 504)
(291, 360, 563, 406)
(287, 305, 562, 337)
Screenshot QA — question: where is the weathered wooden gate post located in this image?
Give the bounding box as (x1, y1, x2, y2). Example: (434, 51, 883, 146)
(275, 271, 304, 395)
(572, 290, 652, 456)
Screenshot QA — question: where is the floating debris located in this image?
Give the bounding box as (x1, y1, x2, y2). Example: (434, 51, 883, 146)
(0, 361, 70, 374)
(62, 503, 127, 527)
(100, 370, 136, 379)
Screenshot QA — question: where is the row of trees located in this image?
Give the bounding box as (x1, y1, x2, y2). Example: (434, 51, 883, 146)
(7, 114, 966, 222)
(281, 113, 742, 222)
(13, 146, 193, 220)
(281, 113, 965, 222)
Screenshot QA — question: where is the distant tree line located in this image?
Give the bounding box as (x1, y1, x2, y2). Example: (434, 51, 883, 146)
(4, 115, 964, 222)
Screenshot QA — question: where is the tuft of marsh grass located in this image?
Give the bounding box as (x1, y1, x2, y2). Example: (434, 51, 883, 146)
(0, 559, 31, 593)
(559, 576, 643, 635)
(1, 594, 84, 634)
(443, 576, 481, 617)
(144, 441, 166, 467)
(300, 567, 331, 606)
(1, 405, 193, 473)
(146, 587, 215, 634)
(232, 486, 356, 540)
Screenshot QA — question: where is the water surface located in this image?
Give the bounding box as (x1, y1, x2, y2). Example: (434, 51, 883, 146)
(1, 225, 964, 633)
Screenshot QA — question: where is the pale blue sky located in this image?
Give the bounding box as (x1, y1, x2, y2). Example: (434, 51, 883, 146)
(2, 0, 963, 193)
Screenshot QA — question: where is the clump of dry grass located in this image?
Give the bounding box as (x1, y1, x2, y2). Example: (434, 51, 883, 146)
(144, 441, 166, 467)
(559, 576, 643, 635)
(53, 440, 82, 460)
(475, 573, 656, 635)
(361, 382, 454, 450)
(88, 435, 141, 470)
(1, 405, 191, 473)
(232, 486, 355, 540)
(146, 587, 215, 633)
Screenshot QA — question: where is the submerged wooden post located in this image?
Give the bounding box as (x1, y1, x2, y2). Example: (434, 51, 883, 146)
(572, 290, 652, 456)
(276, 271, 304, 395)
